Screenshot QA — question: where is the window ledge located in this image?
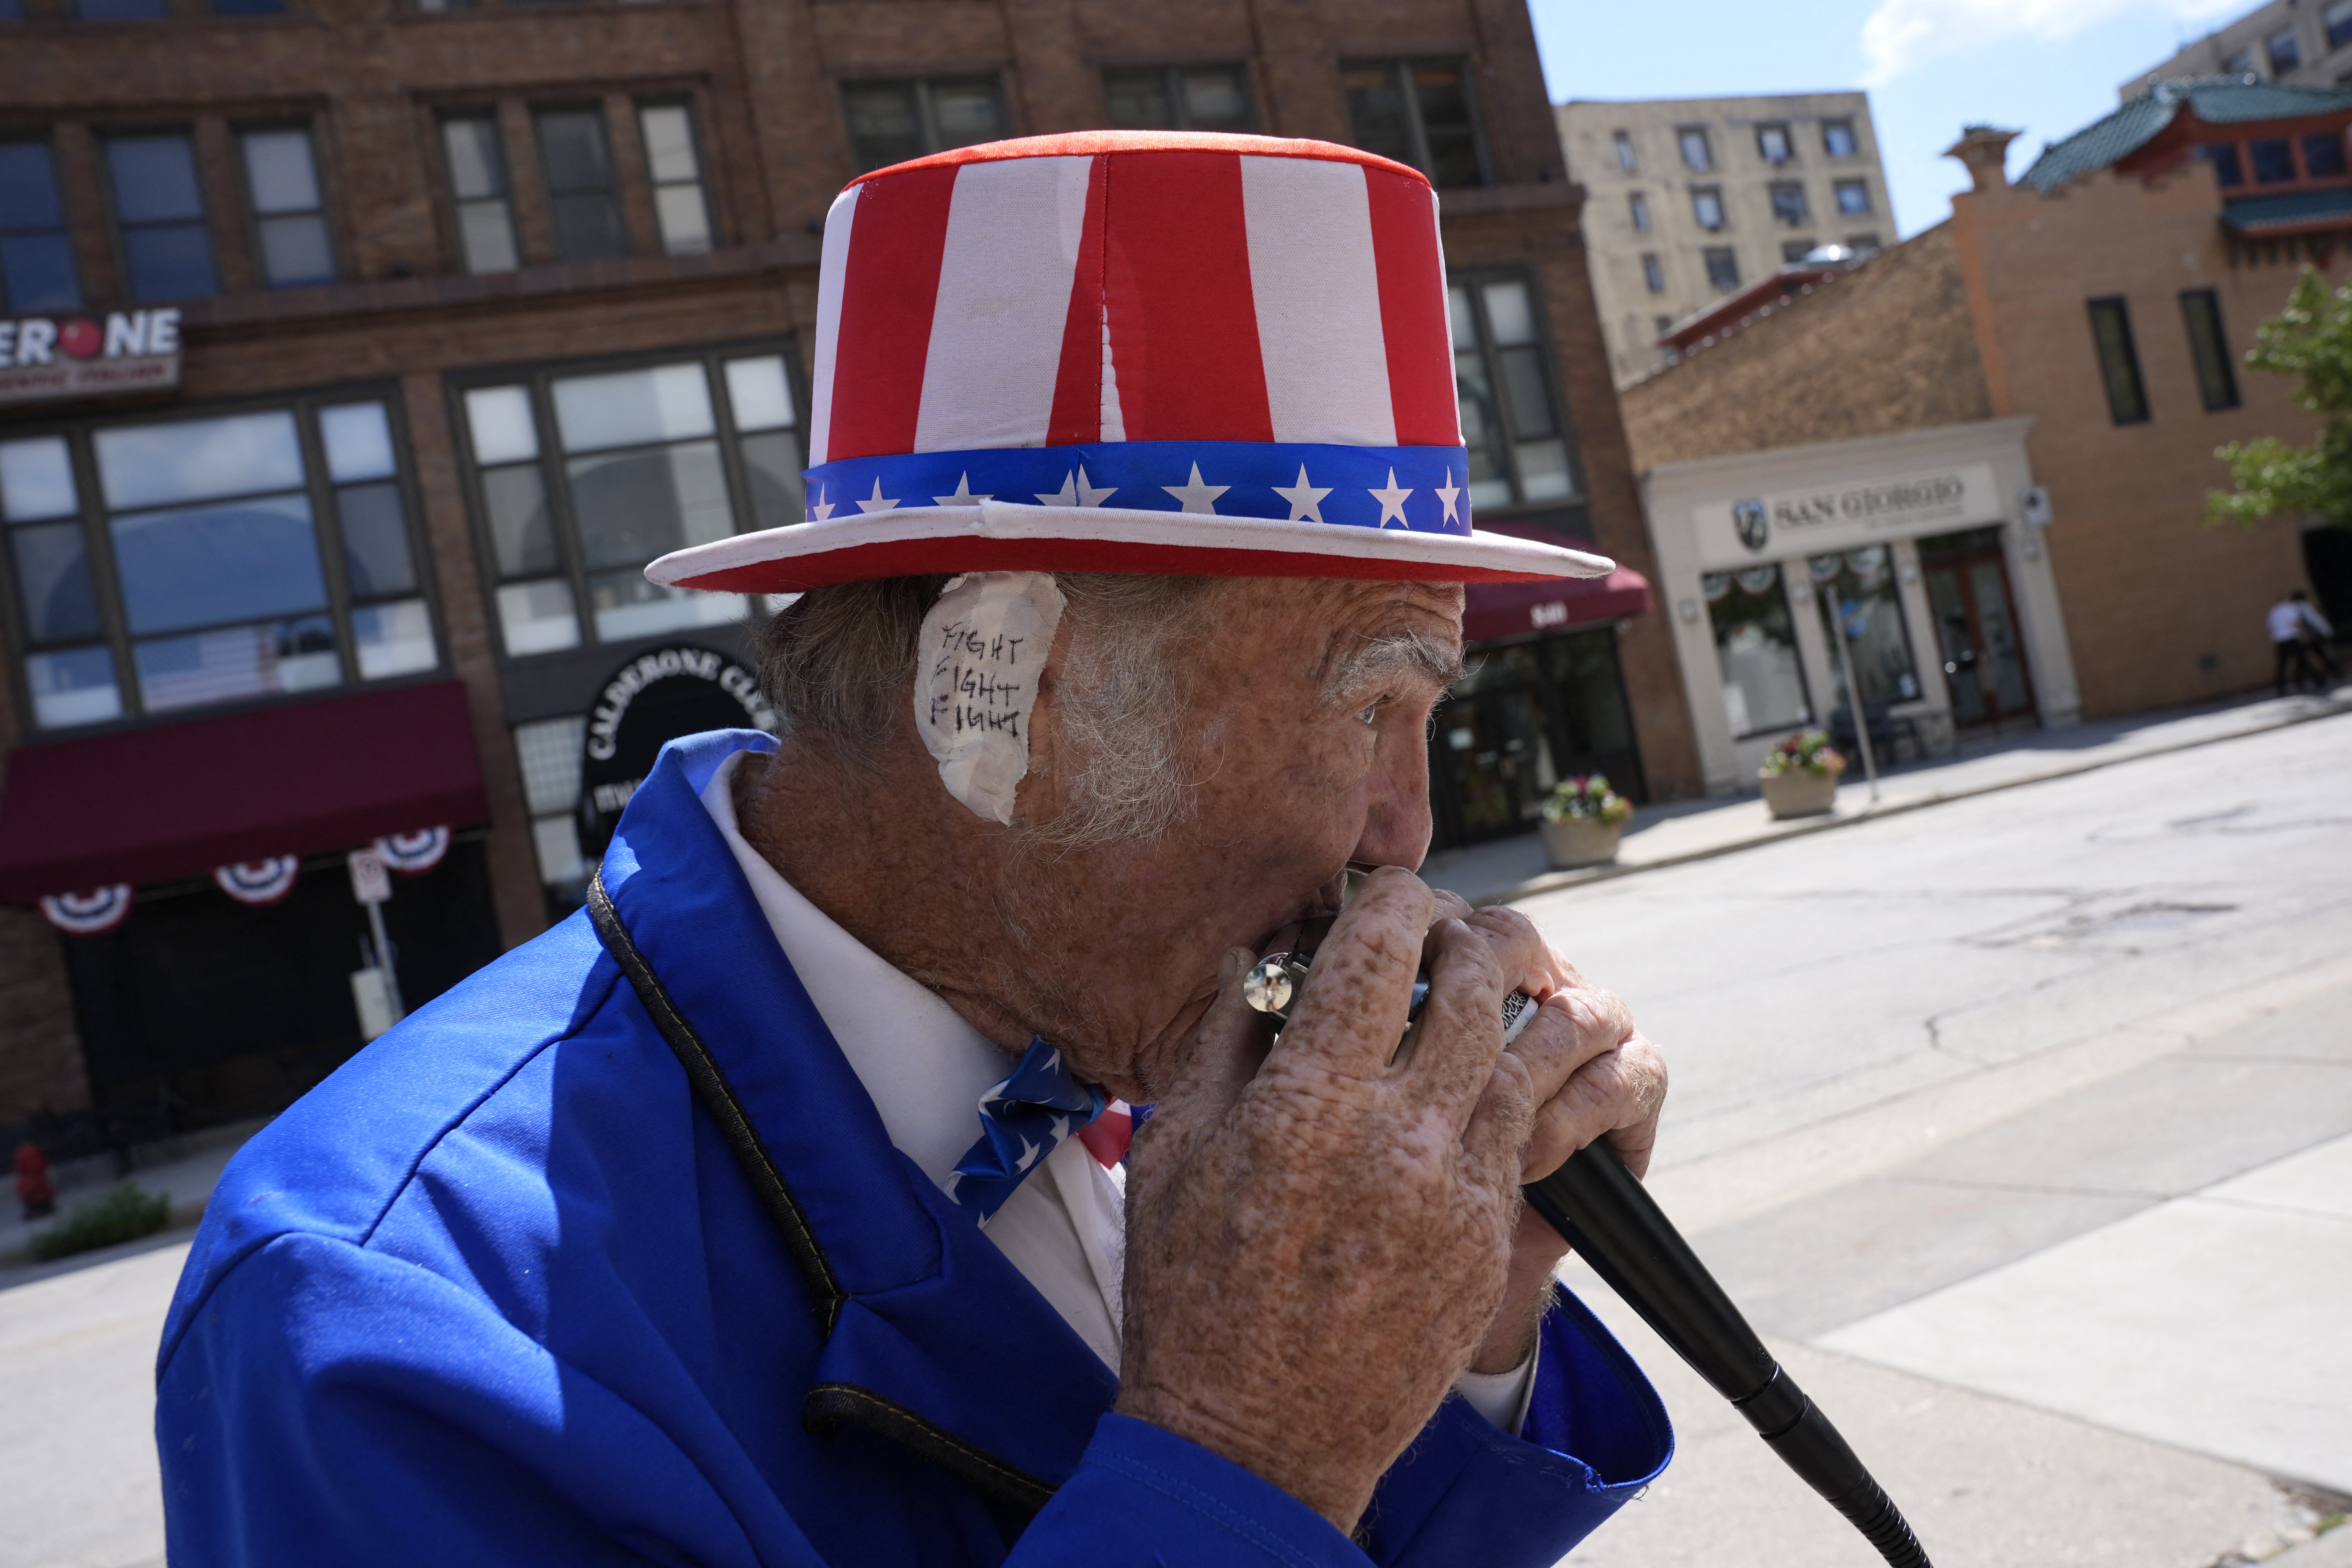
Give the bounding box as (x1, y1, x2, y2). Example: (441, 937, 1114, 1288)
(1438, 182, 1579, 219)
(169, 237, 822, 332)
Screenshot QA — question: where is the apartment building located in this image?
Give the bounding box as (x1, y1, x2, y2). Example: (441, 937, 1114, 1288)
(2123, 0, 2352, 95)
(0, 0, 1701, 1144)
(1558, 92, 1895, 387)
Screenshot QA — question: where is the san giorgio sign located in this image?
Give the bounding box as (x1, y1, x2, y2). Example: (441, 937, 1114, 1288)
(1693, 463, 1998, 568)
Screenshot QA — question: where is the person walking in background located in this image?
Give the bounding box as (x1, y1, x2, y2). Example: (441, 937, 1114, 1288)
(2269, 590, 2339, 695)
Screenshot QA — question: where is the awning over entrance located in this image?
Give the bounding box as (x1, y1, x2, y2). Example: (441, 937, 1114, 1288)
(1462, 567, 1652, 645)
(0, 679, 488, 902)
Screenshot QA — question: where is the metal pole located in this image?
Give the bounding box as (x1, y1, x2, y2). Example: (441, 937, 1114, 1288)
(1822, 579, 1882, 803)
(365, 898, 406, 1021)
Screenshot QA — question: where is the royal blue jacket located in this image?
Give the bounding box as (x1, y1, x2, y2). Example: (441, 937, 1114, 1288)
(156, 730, 1671, 1567)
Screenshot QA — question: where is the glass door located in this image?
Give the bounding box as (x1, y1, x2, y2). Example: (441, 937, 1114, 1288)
(1919, 528, 2034, 728)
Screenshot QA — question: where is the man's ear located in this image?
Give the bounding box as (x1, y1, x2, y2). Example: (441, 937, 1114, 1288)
(1012, 603, 1081, 830)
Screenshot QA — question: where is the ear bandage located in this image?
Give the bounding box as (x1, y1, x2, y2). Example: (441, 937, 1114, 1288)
(914, 572, 1066, 825)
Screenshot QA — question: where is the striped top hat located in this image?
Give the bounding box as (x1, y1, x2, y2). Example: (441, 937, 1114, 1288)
(646, 131, 1612, 594)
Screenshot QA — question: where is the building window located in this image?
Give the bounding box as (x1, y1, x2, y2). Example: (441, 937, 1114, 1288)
(535, 107, 628, 263)
(2329, 0, 2352, 50)
(1448, 273, 1575, 511)
(74, 0, 167, 18)
(1845, 232, 1882, 252)
(2180, 289, 2241, 412)
(1704, 566, 1808, 736)
(1769, 181, 1809, 224)
(2224, 45, 2257, 77)
(1703, 246, 1739, 292)
(2250, 137, 2296, 183)
(637, 102, 715, 256)
(211, 0, 286, 13)
(1811, 546, 1919, 710)
(1103, 64, 1256, 132)
(1612, 130, 1636, 171)
(1833, 178, 1872, 215)
(2269, 27, 2301, 74)
(1653, 314, 1673, 338)
(1822, 118, 1858, 159)
(1691, 186, 1725, 229)
(1756, 123, 1792, 165)
(1677, 125, 1711, 172)
(0, 140, 83, 312)
(1341, 59, 1486, 189)
(1641, 252, 1663, 292)
(0, 395, 437, 730)
(2305, 132, 2348, 178)
(457, 346, 804, 657)
(841, 77, 1006, 174)
(239, 126, 334, 288)
(104, 133, 220, 302)
(513, 713, 590, 897)
(2087, 296, 2149, 425)
(1781, 239, 1816, 263)
(1628, 192, 1650, 232)
(2201, 143, 2245, 187)
(441, 114, 519, 274)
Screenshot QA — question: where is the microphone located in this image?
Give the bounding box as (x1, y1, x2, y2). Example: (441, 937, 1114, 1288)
(1242, 942, 1934, 1568)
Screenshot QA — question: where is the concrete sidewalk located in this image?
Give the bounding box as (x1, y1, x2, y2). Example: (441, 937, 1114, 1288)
(0, 1121, 254, 1272)
(1424, 683, 2352, 908)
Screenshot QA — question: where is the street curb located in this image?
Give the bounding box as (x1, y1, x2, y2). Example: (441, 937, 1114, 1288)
(1471, 693, 2352, 908)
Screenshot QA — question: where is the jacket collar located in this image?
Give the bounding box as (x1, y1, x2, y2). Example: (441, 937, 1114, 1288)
(599, 730, 1116, 1498)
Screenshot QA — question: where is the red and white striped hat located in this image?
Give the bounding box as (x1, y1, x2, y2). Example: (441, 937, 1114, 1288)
(647, 131, 1611, 594)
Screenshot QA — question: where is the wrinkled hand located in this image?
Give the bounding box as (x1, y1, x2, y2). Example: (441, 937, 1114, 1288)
(1113, 869, 1666, 1531)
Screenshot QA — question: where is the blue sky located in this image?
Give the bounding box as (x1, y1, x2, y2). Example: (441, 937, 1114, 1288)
(1530, 0, 2252, 238)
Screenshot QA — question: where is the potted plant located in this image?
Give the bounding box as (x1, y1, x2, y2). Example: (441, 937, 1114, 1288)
(1541, 774, 1632, 869)
(1759, 730, 1846, 819)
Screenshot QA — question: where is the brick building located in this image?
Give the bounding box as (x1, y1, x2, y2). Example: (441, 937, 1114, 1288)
(0, 0, 1697, 1141)
(1615, 82, 2341, 794)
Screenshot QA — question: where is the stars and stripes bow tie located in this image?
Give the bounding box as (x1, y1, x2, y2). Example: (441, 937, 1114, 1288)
(944, 1037, 1132, 1223)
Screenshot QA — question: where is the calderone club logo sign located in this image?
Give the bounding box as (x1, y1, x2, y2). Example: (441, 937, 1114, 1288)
(0, 308, 183, 405)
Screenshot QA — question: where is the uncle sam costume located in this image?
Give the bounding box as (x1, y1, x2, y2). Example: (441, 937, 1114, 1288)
(156, 132, 1672, 1566)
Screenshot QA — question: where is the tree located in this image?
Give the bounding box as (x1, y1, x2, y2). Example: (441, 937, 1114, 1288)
(2209, 264, 2352, 531)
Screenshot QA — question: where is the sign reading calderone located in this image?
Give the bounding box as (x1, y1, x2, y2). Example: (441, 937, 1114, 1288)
(1692, 463, 1998, 568)
(0, 309, 183, 407)
(576, 644, 776, 859)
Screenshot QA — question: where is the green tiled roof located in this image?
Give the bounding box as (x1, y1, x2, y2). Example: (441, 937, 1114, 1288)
(2018, 78, 2352, 192)
(2220, 185, 2352, 232)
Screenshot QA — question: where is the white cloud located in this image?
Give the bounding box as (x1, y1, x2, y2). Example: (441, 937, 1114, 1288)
(1860, 0, 2247, 87)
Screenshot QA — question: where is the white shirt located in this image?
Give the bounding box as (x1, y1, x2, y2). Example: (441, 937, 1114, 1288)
(699, 751, 1534, 1430)
(2270, 599, 2331, 642)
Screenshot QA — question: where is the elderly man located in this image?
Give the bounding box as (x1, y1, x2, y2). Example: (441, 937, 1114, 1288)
(158, 132, 1671, 1566)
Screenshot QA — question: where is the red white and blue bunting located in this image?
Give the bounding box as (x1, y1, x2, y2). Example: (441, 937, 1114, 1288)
(213, 857, 301, 906)
(375, 826, 450, 876)
(39, 885, 133, 936)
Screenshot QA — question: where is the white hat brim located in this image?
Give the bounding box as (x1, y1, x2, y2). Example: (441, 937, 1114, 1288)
(647, 502, 1613, 594)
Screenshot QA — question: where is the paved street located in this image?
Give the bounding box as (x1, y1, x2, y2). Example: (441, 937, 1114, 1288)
(2, 710, 2347, 1567)
(1515, 709, 2352, 1566)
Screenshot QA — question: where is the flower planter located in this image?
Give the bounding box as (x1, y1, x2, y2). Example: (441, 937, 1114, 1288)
(1760, 768, 1840, 820)
(1541, 815, 1622, 869)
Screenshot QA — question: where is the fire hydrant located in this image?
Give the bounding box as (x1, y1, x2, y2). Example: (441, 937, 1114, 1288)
(14, 1140, 54, 1222)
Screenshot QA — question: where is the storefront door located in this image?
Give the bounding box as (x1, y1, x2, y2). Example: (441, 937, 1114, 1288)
(1919, 527, 2034, 729)
(1429, 627, 1646, 849)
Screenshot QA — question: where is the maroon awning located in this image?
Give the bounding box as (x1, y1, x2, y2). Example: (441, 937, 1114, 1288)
(0, 679, 488, 901)
(1463, 566, 1652, 645)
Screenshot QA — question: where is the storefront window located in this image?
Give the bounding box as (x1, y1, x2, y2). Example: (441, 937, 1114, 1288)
(1809, 546, 1919, 710)
(0, 393, 438, 730)
(457, 346, 804, 659)
(1704, 565, 1810, 737)
(1428, 627, 1644, 849)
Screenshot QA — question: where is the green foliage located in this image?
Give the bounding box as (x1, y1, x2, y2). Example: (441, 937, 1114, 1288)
(1542, 773, 1631, 827)
(31, 1183, 172, 1262)
(1760, 730, 1847, 778)
(2210, 266, 2352, 530)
